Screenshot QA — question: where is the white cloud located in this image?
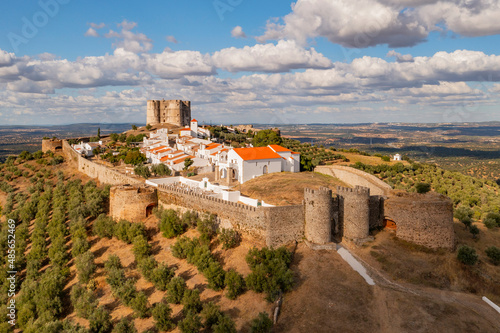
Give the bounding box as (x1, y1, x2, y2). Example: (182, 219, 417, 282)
(85, 28, 99, 37)
(212, 40, 332, 72)
(0, 50, 15, 67)
(257, 0, 500, 48)
(145, 50, 215, 79)
(90, 22, 106, 29)
(387, 50, 414, 63)
(231, 26, 246, 38)
(104, 20, 153, 53)
(166, 35, 178, 44)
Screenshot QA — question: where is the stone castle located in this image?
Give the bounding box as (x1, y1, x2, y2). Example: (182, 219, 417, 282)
(146, 99, 191, 127)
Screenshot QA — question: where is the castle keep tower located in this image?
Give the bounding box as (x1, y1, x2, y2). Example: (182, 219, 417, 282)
(146, 99, 191, 127)
(304, 187, 333, 244)
(338, 186, 370, 242)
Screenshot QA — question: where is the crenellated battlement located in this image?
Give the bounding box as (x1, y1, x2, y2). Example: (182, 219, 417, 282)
(336, 185, 370, 196)
(147, 99, 191, 127)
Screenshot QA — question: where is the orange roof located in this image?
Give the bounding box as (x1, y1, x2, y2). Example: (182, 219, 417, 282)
(180, 127, 191, 131)
(173, 155, 195, 164)
(206, 143, 221, 149)
(191, 119, 197, 122)
(291, 152, 300, 155)
(150, 145, 168, 152)
(233, 147, 282, 161)
(268, 145, 291, 152)
(160, 156, 170, 162)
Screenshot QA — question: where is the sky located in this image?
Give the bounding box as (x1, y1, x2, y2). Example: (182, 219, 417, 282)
(1, 0, 500, 125)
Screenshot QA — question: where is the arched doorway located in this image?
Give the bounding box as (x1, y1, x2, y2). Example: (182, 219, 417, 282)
(146, 203, 157, 217)
(263, 165, 268, 174)
(383, 218, 397, 230)
(220, 168, 227, 179)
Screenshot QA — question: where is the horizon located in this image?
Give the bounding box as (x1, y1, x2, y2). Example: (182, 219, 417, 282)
(1, 1, 500, 125)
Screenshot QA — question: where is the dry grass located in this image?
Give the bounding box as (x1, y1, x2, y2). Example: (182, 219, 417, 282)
(333, 152, 411, 167)
(357, 223, 500, 304)
(239, 171, 349, 206)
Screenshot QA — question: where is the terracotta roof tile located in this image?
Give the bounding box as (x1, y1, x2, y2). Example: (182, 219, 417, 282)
(268, 144, 291, 152)
(233, 147, 282, 161)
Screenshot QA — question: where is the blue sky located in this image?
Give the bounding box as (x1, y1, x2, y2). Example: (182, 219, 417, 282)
(0, 0, 500, 125)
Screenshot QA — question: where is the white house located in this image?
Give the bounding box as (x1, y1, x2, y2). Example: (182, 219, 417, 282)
(224, 145, 300, 183)
(72, 141, 102, 157)
(179, 119, 211, 139)
(393, 153, 402, 161)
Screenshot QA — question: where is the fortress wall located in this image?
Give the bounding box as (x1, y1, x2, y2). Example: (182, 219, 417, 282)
(263, 205, 304, 248)
(369, 195, 385, 229)
(315, 165, 392, 196)
(42, 139, 63, 153)
(158, 185, 267, 239)
(384, 193, 455, 249)
(158, 185, 304, 246)
(62, 140, 141, 186)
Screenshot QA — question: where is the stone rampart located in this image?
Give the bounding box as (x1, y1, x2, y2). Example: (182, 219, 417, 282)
(42, 139, 63, 153)
(315, 165, 392, 196)
(62, 140, 141, 186)
(384, 192, 455, 249)
(157, 184, 304, 246)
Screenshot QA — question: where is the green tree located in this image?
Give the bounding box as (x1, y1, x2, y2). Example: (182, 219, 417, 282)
(76, 251, 96, 284)
(457, 245, 478, 265)
(184, 157, 194, 170)
(415, 182, 431, 194)
(485, 246, 500, 265)
(178, 311, 202, 333)
(132, 125, 138, 130)
(112, 317, 137, 333)
(89, 306, 112, 333)
(152, 301, 176, 331)
(97, 127, 101, 140)
(146, 124, 152, 131)
(182, 289, 203, 314)
(250, 312, 273, 333)
(166, 277, 187, 304)
(130, 291, 150, 318)
(469, 224, 480, 239)
(225, 269, 245, 300)
(252, 130, 282, 147)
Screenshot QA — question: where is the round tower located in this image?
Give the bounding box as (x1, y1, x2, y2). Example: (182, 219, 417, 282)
(110, 184, 158, 222)
(147, 100, 160, 126)
(338, 185, 370, 242)
(304, 187, 333, 244)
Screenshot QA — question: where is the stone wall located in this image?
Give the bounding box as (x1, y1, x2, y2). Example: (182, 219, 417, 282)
(110, 185, 158, 222)
(315, 165, 392, 196)
(263, 205, 304, 248)
(42, 139, 63, 153)
(157, 184, 304, 247)
(304, 187, 332, 244)
(384, 192, 455, 249)
(147, 99, 191, 127)
(62, 140, 142, 186)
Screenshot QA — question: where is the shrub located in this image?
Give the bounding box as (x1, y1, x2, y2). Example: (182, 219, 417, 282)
(132, 235, 152, 260)
(460, 216, 472, 229)
(213, 314, 237, 333)
(485, 212, 500, 226)
(105, 254, 123, 271)
(250, 312, 273, 333)
(218, 228, 240, 249)
(76, 251, 96, 284)
(415, 182, 431, 194)
(71, 283, 98, 319)
(138, 256, 157, 281)
(200, 302, 223, 329)
(151, 264, 175, 291)
(158, 209, 185, 238)
(171, 236, 197, 259)
(166, 277, 187, 304)
(457, 245, 478, 265)
(485, 246, 500, 265)
(182, 289, 203, 314)
(88, 306, 112, 333)
(117, 279, 138, 306)
(484, 217, 498, 229)
(204, 262, 226, 291)
(197, 214, 217, 240)
(112, 317, 137, 333)
(130, 291, 150, 318)
(178, 311, 202, 333)
(225, 269, 245, 300)
(469, 224, 480, 239)
(152, 301, 176, 332)
(454, 206, 473, 221)
(93, 214, 116, 238)
(72, 237, 90, 257)
(182, 210, 199, 229)
(245, 247, 294, 301)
